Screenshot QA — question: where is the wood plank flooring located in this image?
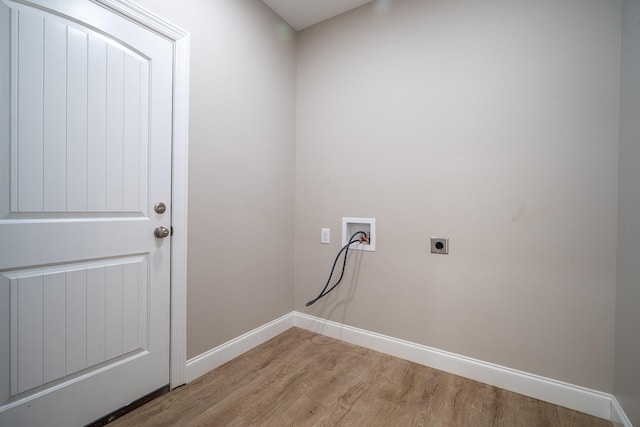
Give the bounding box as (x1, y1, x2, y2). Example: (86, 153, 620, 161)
(109, 328, 612, 427)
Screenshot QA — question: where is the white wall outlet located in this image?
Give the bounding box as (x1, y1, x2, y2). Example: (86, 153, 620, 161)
(342, 217, 376, 251)
(321, 228, 330, 244)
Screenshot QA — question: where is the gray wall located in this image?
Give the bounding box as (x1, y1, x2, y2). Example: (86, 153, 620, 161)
(133, 0, 631, 405)
(295, 0, 620, 392)
(616, 0, 640, 423)
(134, 0, 297, 358)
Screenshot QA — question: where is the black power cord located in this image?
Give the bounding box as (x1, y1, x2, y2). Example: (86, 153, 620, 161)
(306, 230, 368, 306)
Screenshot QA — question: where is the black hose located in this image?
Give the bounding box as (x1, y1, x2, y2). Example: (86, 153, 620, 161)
(306, 231, 368, 306)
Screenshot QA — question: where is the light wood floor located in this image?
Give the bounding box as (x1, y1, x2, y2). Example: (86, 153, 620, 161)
(109, 327, 612, 427)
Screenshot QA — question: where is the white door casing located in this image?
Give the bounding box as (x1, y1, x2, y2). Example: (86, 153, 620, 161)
(0, 0, 187, 424)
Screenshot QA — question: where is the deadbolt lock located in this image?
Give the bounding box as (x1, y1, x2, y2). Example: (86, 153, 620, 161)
(154, 202, 167, 214)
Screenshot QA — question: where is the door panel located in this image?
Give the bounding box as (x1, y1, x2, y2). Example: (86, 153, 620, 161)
(10, 8, 150, 215)
(1, 256, 149, 398)
(0, 0, 172, 425)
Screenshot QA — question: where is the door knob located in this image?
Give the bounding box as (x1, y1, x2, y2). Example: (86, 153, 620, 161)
(154, 226, 170, 238)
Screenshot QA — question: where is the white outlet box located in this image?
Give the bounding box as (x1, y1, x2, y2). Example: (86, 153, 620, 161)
(342, 217, 376, 251)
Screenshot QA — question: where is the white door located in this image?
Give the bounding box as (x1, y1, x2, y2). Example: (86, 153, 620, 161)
(0, 0, 173, 425)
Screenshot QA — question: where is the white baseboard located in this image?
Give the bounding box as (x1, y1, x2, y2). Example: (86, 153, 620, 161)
(611, 396, 634, 427)
(293, 312, 613, 420)
(185, 312, 295, 383)
(184, 311, 632, 424)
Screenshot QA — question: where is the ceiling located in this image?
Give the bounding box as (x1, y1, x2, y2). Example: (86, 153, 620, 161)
(262, 0, 374, 31)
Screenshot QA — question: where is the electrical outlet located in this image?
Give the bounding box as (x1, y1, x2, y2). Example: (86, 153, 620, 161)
(321, 228, 330, 244)
(430, 237, 449, 254)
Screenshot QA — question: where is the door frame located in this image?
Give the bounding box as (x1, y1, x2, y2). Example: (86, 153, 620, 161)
(91, 0, 190, 388)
